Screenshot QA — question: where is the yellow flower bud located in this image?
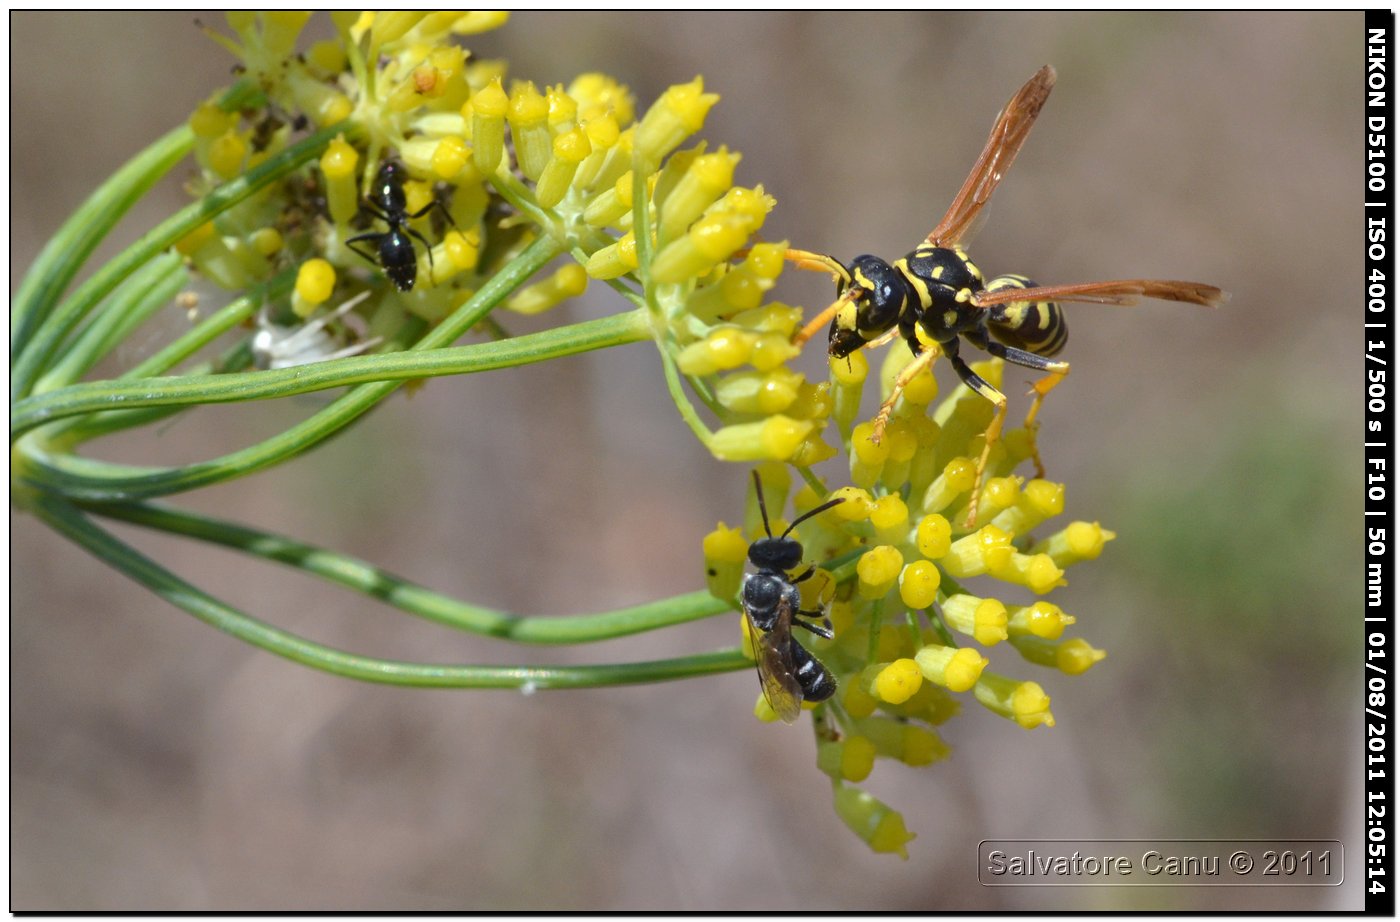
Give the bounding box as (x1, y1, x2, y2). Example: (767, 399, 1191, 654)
(833, 786, 915, 859)
(320, 136, 360, 225)
(1031, 520, 1117, 566)
(856, 545, 903, 600)
(1007, 601, 1075, 640)
(584, 231, 638, 280)
(292, 259, 336, 318)
(659, 146, 741, 242)
(899, 560, 941, 610)
(708, 416, 814, 462)
(636, 76, 719, 166)
(874, 658, 923, 704)
(470, 78, 509, 174)
(922, 457, 978, 514)
(915, 644, 988, 693)
(651, 214, 752, 284)
(942, 594, 1008, 646)
(703, 522, 748, 602)
(974, 673, 1055, 729)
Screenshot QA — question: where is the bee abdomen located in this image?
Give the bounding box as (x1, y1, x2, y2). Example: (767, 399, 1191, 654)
(791, 639, 836, 702)
(984, 273, 1067, 357)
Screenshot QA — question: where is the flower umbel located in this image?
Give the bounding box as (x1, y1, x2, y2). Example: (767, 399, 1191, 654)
(707, 355, 1114, 856)
(11, 16, 1160, 863)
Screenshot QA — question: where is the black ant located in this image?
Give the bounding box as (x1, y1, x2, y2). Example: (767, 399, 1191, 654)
(347, 161, 456, 292)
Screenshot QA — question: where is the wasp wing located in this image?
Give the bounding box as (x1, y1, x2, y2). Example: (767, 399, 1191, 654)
(746, 601, 803, 724)
(972, 279, 1226, 309)
(926, 66, 1057, 249)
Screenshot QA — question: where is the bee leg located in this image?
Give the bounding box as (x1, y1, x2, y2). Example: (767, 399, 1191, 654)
(794, 615, 834, 640)
(945, 347, 1008, 529)
(976, 337, 1070, 480)
(790, 565, 816, 584)
(869, 343, 941, 445)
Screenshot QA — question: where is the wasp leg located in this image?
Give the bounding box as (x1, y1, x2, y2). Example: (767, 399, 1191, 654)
(793, 614, 834, 640)
(973, 336, 1070, 480)
(868, 342, 942, 445)
(866, 327, 902, 350)
(1021, 367, 1069, 477)
(795, 289, 860, 347)
(944, 344, 1009, 529)
(777, 248, 849, 279)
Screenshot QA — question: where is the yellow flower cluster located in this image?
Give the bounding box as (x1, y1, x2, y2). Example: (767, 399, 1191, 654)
(182, 12, 663, 358)
(704, 358, 1114, 857)
(178, 13, 1121, 861)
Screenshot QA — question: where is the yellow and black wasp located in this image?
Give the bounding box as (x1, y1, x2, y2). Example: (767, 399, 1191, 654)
(781, 66, 1225, 517)
(741, 471, 845, 723)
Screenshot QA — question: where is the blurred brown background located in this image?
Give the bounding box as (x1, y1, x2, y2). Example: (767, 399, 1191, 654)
(11, 11, 1361, 910)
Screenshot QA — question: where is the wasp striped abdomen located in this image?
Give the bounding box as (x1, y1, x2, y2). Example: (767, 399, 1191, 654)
(983, 273, 1068, 357)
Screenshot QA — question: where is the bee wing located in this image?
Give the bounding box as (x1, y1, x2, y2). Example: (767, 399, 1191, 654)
(926, 66, 1056, 249)
(747, 603, 803, 725)
(972, 279, 1227, 309)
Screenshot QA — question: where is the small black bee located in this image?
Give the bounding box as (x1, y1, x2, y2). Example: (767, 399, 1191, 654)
(779, 67, 1224, 520)
(742, 471, 845, 723)
(346, 161, 456, 292)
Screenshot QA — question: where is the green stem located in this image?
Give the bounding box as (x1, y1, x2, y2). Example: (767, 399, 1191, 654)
(13, 121, 352, 400)
(657, 340, 715, 447)
(31, 494, 749, 689)
(12, 126, 191, 359)
(32, 253, 188, 393)
(122, 269, 296, 381)
(13, 305, 648, 439)
(84, 499, 732, 643)
(12, 236, 565, 502)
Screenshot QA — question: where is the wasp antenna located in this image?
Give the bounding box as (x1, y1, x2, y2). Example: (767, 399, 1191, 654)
(751, 470, 775, 539)
(781, 495, 846, 538)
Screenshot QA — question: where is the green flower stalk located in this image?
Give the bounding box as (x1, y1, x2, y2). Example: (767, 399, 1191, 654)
(12, 12, 1127, 858)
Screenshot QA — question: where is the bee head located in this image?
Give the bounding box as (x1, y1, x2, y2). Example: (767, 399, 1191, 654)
(748, 535, 803, 572)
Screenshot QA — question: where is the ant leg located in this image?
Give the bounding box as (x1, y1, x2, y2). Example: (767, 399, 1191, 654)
(408, 197, 459, 230)
(977, 338, 1070, 479)
(360, 202, 396, 227)
(869, 342, 941, 445)
(345, 232, 388, 268)
(404, 200, 461, 285)
(399, 224, 441, 285)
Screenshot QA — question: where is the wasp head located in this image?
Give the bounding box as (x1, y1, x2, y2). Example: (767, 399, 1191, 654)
(827, 255, 908, 357)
